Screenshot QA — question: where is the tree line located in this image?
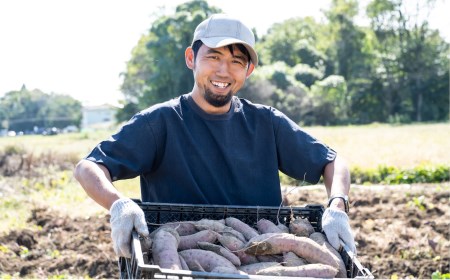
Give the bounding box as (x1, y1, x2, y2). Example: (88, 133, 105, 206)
(1, 0, 448, 131)
(0, 85, 82, 132)
(119, 0, 449, 125)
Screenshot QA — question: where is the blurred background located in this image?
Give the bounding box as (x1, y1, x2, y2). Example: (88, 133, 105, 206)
(0, 1, 449, 279)
(0, 0, 449, 134)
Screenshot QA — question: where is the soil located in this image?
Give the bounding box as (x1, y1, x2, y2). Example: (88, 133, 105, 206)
(0, 184, 449, 279)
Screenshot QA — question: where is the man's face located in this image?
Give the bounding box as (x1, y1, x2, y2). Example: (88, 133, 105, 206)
(186, 44, 254, 110)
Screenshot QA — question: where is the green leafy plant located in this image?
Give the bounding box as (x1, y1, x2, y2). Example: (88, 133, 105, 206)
(19, 246, 29, 258)
(281, 164, 450, 186)
(432, 271, 450, 279)
(407, 195, 427, 211)
(349, 164, 450, 185)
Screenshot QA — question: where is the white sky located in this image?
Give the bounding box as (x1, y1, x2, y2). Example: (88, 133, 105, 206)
(0, 0, 449, 106)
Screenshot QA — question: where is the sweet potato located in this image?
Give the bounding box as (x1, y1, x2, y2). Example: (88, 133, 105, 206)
(256, 254, 284, 263)
(195, 219, 245, 242)
(256, 263, 338, 278)
(211, 266, 245, 275)
(197, 242, 241, 266)
(179, 249, 238, 273)
(289, 217, 315, 237)
(277, 223, 290, 233)
(178, 254, 189, 270)
(158, 221, 197, 236)
(218, 233, 258, 265)
(225, 217, 259, 241)
(238, 262, 281, 275)
(310, 232, 347, 278)
(178, 230, 218, 250)
(245, 233, 339, 269)
(283, 251, 307, 266)
(151, 228, 182, 270)
(195, 219, 228, 232)
(256, 219, 284, 234)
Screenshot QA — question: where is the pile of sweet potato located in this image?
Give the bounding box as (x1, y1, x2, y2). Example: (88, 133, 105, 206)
(145, 216, 347, 278)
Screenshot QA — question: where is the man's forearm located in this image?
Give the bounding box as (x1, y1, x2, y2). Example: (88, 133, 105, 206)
(74, 159, 123, 210)
(323, 155, 351, 211)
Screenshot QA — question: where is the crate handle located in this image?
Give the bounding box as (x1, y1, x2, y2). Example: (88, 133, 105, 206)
(340, 239, 374, 279)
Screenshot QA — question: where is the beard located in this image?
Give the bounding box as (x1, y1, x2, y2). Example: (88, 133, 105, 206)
(204, 88, 234, 107)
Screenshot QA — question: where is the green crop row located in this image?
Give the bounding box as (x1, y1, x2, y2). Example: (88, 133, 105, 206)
(351, 164, 450, 185)
(280, 164, 450, 186)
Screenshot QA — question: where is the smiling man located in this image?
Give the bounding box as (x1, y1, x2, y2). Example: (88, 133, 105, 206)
(74, 14, 356, 259)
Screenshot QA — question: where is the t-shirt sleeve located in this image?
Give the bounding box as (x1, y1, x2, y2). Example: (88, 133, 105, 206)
(272, 108, 336, 184)
(85, 112, 158, 181)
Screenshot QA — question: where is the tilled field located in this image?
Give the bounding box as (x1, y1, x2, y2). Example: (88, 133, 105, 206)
(0, 184, 448, 279)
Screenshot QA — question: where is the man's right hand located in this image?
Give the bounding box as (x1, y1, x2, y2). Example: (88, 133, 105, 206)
(109, 198, 150, 258)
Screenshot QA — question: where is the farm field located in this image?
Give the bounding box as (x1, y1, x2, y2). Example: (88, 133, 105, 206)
(0, 123, 449, 278)
(1, 122, 449, 169)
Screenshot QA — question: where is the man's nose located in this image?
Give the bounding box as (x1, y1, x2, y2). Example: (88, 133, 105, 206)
(216, 60, 230, 75)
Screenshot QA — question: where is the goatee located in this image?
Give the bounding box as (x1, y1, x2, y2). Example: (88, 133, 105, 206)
(204, 89, 233, 107)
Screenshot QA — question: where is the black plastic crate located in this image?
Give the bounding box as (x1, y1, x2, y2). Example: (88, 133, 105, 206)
(119, 201, 373, 279)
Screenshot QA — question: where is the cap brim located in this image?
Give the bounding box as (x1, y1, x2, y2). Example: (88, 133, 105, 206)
(201, 37, 258, 66)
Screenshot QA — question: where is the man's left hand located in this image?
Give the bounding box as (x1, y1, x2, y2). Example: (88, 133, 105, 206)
(321, 208, 356, 254)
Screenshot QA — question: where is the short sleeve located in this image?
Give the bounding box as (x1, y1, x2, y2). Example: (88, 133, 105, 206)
(85, 112, 158, 181)
(272, 109, 336, 184)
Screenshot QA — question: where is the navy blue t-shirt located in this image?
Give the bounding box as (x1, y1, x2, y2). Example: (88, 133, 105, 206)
(86, 94, 336, 206)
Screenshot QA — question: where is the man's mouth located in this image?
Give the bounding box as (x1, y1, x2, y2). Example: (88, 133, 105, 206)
(211, 81, 230, 89)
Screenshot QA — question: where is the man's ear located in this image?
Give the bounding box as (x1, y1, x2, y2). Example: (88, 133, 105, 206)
(185, 47, 195, 69)
(246, 63, 255, 79)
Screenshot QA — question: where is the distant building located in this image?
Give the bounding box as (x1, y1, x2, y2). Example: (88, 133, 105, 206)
(82, 104, 117, 130)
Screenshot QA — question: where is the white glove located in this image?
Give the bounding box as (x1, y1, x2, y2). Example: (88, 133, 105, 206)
(322, 208, 357, 254)
(110, 198, 150, 258)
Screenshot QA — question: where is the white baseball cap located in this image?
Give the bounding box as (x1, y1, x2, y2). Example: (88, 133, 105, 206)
(192, 14, 258, 66)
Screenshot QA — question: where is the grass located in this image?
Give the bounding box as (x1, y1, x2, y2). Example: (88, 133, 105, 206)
(2, 123, 448, 169)
(0, 123, 449, 232)
(0, 129, 114, 159)
(303, 123, 450, 169)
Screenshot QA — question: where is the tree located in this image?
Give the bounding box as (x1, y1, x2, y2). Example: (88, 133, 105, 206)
(310, 75, 349, 125)
(0, 86, 82, 131)
(367, 0, 449, 122)
(257, 17, 328, 69)
(324, 0, 381, 124)
(118, 0, 221, 122)
(240, 62, 314, 124)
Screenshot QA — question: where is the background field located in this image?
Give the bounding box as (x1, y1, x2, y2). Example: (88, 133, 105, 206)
(0, 122, 449, 278)
(1, 122, 448, 167)
(0, 122, 448, 230)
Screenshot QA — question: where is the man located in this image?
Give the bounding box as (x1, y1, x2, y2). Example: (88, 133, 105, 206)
(74, 14, 356, 258)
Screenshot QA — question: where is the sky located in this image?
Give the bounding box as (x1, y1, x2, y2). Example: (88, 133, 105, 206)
(0, 0, 449, 106)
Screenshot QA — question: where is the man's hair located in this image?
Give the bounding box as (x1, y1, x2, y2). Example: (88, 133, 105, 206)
(191, 40, 251, 66)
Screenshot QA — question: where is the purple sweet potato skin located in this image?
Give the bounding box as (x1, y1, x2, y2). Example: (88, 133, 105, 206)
(283, 251, 307, 266)
(197, 242, 241, 266)
(218, 233, 258, 265)
(257, 263, 338, 278)
(178, 230, 218, 250)
(225, 217, 259, 240)
(195, 219, 246, 242)
(310, 232, 348, 278)
(245, 233, 339, 269)
(152, 228, 182, 270)
(160, 221, 197, 236)
(178, 254, 189, 270)
(289, 217, 315, 237)
(179, 249, 238, 273)
(238, 262, 281, 275)
(256, 219, 283, 234)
